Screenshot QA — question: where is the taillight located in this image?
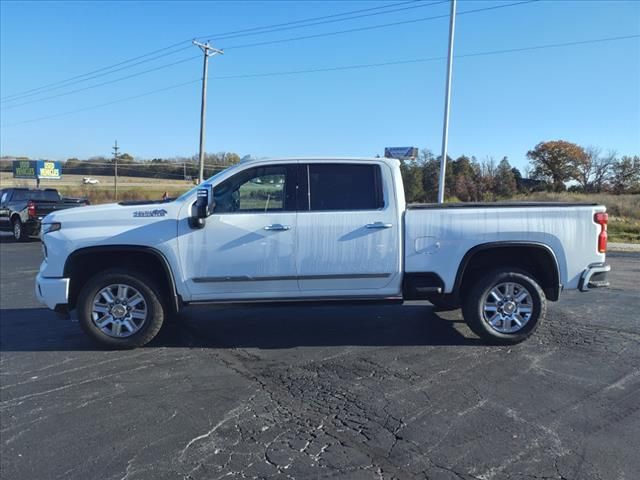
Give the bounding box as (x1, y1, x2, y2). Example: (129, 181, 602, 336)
(594, 212, 608, 253)
(27, 200, 36, 218)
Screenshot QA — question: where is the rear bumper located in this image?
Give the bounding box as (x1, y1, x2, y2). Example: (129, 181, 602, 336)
(35, 273, 70, 310)
(578, 263, 611, 292)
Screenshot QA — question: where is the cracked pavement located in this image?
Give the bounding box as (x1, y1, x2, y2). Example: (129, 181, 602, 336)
(1, 238, 639, 479)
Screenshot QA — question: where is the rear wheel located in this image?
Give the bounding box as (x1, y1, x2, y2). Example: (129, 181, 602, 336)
(462, 269, 546, 344)
(12, 218, 24, 242)
(77, 269, 165, 349)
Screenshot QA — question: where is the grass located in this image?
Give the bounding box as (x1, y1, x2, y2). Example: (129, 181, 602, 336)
(608, 217, 640, 244)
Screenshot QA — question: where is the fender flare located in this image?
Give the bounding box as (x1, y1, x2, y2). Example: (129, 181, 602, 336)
(452, 241, 561, 300)
(63, 245, 181, 312)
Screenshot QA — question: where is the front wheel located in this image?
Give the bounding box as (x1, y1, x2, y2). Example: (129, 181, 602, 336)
(462, 269, 546, 344)
(77, 269, 166, 349)
(12, 218, 24, 242)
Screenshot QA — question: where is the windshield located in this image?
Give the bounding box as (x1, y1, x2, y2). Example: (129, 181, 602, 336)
(175, 167, 234, 202)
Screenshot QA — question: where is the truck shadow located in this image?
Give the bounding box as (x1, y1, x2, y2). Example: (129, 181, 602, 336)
(0, 304, 481, 352)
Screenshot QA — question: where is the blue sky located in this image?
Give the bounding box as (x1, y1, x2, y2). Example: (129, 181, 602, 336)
(1, 0, 639, 172)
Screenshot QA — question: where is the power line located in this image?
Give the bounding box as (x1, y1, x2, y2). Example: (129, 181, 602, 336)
(197, 1, 447, 43)
(222, 0, 539, 50)
(1, 55, 201, 110)
(195, 0, 422, 40)
(0, 45, 193, 105)
(0, 0, 537, 110)
(0, 43, 192, 103)
(3, 33, 636, 128)
(0, 0, 427, 102)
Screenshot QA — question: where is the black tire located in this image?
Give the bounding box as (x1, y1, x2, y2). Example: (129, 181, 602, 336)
(426, 294, 460, 311)
(12, 218, 24, 242)
(462, 269, 546, 344)
(77, 269, 165, 349)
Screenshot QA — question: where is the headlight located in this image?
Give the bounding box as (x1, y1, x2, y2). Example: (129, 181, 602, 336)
(42, 222, 61, 234)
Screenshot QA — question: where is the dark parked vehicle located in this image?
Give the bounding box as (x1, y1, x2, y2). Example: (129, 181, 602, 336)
(0, 188, 89, 241)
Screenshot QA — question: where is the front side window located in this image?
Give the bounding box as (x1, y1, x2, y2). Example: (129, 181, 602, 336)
(307, 163, 384, 211)
(213, 165, 294, 213)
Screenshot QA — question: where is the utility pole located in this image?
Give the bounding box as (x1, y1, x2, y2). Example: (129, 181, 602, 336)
(437, 0, 457, 204)
(193, 40, 223, 184)
(112, 140, 120, 200)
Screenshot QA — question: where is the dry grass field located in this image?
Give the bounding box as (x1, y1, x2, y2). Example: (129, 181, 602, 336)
(0, 172, 194, 203)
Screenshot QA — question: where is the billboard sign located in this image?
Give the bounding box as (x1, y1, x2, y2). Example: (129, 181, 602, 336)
(12, 160, 37, 179)
(37, 160, 62, 179)
(384, 147, 418, 160)
(12, 160, 61, 179)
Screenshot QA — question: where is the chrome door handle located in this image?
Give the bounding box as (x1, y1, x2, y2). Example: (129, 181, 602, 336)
(264, 224, 291, 231)
(365, 222, 393, 229)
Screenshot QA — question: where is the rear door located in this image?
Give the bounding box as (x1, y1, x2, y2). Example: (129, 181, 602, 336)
(295, 162, 402, 296)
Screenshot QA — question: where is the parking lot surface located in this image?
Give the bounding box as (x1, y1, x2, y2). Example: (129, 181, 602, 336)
(1, 236, 639, 480)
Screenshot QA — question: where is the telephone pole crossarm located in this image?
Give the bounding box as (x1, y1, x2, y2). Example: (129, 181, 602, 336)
(193, 40, 224, 184)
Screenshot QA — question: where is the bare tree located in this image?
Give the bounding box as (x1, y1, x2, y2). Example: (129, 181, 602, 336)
(574, 146, 600, 192)
(592, 150, 616, 193)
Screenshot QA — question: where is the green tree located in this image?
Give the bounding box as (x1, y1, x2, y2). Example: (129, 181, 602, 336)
(400, 159, 425, 203)
(494, 157, 517, 198)
(527, 140, 587, 192)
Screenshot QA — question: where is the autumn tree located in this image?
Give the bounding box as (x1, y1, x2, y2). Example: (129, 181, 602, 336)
(527, 140, 587, 192)
(451, 155, 481, 201)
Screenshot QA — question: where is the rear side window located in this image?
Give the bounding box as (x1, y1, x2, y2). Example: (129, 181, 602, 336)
(307, 164, 384, 211)
(12, 190, 59, 201)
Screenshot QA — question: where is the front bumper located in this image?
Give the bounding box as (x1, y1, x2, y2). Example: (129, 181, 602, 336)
(578, 263, 611, 292)
(35, 273, 70, 310)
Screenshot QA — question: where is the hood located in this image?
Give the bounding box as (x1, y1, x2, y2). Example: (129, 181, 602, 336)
(43, 200, 181, 225)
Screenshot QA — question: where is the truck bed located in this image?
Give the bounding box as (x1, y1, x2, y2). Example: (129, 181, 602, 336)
(404, 202, 606, 294)
(407, 202, 598, 209)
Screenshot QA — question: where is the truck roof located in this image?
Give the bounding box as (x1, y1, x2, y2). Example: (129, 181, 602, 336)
(239, 156, 400, 166)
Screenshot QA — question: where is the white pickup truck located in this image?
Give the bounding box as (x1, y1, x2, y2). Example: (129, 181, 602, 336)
(35, 157, 610, 348)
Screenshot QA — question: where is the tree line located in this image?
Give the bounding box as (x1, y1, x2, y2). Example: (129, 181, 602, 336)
(400, 140, 640, 203)
(2, 140, 638, 199)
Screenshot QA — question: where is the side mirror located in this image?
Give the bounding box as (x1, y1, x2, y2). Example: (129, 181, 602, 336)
(190, 186, 214, 229)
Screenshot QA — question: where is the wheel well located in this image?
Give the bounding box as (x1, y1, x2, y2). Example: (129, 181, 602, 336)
(64, 247, 179, 312)
(10, 213, 21, 223)
(455, 244, 560, 301)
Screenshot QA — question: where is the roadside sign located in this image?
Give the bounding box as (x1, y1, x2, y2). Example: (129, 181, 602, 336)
(384, 147, 418, 160)
(37, 160, 61, 179)
(12, 160, 61, 180)
(12, 160, 37, 179)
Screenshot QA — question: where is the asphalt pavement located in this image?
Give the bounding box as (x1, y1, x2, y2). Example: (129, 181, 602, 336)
(1, 235, 639, 480)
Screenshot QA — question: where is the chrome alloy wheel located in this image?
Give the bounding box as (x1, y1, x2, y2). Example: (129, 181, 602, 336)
(13, 221, 21, 240)
(482, 282, 533, 334)
(91, 284, 147, 338)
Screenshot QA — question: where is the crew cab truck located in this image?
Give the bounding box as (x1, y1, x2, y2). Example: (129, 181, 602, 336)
(0, 188, 89, 241)
(35, 157, 610, 348)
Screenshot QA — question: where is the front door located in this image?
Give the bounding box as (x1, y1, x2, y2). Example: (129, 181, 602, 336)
(178, 164, 299, 301)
